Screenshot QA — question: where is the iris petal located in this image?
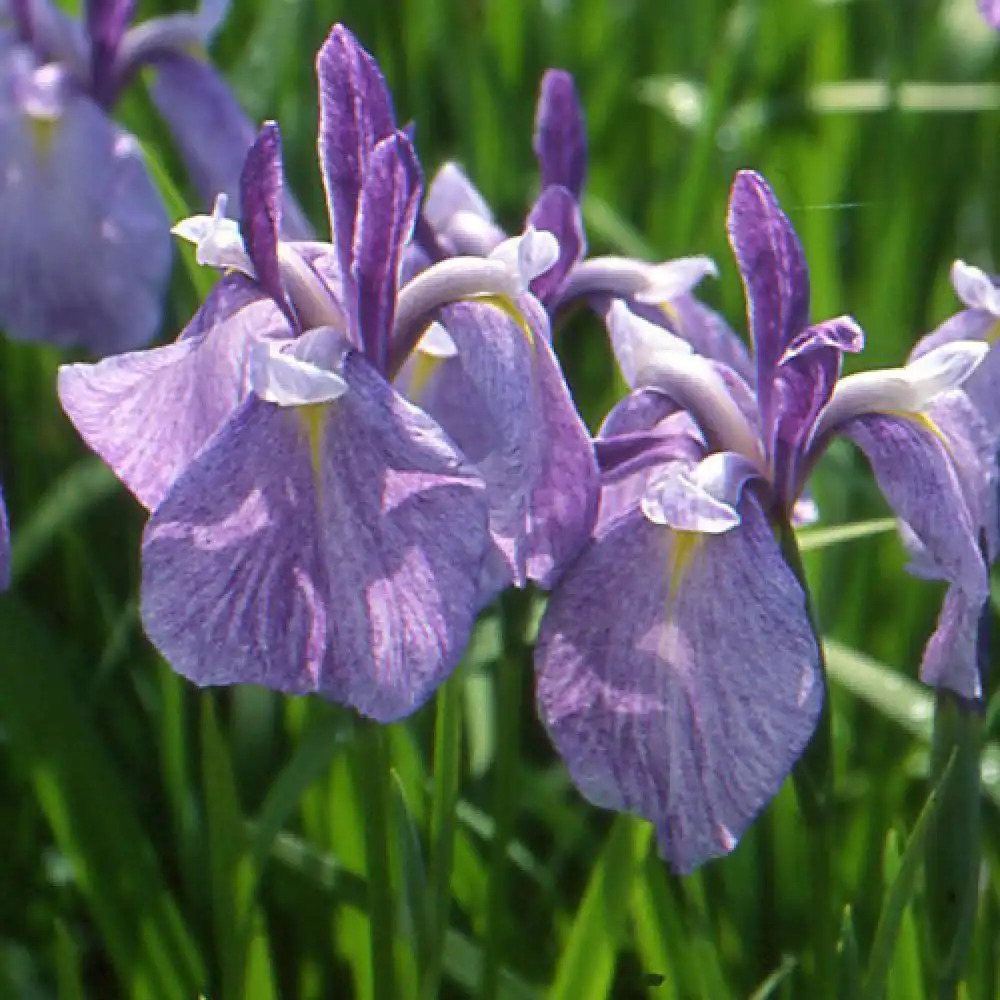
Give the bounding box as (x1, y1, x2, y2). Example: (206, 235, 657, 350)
(536, 498, 822, 873)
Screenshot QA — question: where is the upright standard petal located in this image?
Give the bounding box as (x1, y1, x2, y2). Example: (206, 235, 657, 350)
(316, 24, 395, 289)
(238, 122, 292, 320)
(58, 288, 289, 509)
(352, 132, 421, 371)
(533, 69, 586, 199)
(727, 171, 810, 443)
(423, 162, 505, 257)
(536, 498, 822, 872)
(141, 350, 490, 721)
(85, 0, 134, 105)
(0, 59, 170, 352)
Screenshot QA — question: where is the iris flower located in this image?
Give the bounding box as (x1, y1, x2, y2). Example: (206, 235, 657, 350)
(0, 0, 306, 354)
(534, 170, 992, 871)
(416, 68, 721, 343)
(0, 487, 8, 589)
(58, 25, 596, 719)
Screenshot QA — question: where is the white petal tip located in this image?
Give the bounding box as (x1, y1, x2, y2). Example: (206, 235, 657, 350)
(250, 340, 349, 406)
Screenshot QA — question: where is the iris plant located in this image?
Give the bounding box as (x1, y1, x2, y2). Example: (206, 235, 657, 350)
(0, 0, 307, 354)
(535, 170, 994, 871)
(58, 25, 596, 720)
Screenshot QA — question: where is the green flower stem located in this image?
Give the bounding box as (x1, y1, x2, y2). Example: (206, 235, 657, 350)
(479, 591, 528, 1000)
(421, 672, 464, 1000)
(926, 691, 982, 1000)
(353, 721, 398, 1000)
(778, 517, 835, 997)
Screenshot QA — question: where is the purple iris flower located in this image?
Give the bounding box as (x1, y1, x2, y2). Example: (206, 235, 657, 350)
(417, 68, 724, 352)
(0, 0, 307, 354)
(979, 0, 1000, 29)
(58, 25, 597, 719)
(534, 170, 992, 872)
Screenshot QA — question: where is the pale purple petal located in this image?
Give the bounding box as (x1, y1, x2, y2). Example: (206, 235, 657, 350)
(841, 411, 990, 697)
(58, 293, 288, 509)
(0, 58, 170, 353)
(147, 52, 311, 239)
(727, 170, 810, 442)
(921, 586, 988, 699)
(598, 388, 681, 438)
(141, 352, 489, 721)
(523, 332, 600, 587)
(533, 69, 586, 199)
(536, 498, 822, 873)
(353, 133, 421, 371)
(422, 162, 505, 257)
(316, 24, 395, 288)
(526, 185, 585, 306)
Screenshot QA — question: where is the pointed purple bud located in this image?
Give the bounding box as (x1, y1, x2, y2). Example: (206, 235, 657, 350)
(239, 122, 295, 324)
(86, 0, 135, 105)
(316, 24, 396, 293)
(533, 70, 587, 199)
(353, 132, 422, 372)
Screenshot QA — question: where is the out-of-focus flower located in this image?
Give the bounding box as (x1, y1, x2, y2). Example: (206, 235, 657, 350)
(0, 0, 307, 354)
(0, 486, 9, 589)
(534, 170, 991, 871)
(59, 25, 598, 719)
(419, 69, 719, 329)
(978, 0, 1000, 30)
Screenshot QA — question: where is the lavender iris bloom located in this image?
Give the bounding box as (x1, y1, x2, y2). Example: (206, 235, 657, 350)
(534, 170, 991, 872)
(0, 0, 306, 354)
(417, 68, 724, 354)
(58, 25, 597, 719)
(979, 0, 1000, 29)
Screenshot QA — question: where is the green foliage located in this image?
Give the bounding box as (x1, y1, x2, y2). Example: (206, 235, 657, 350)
(2, 0, 1000, 996)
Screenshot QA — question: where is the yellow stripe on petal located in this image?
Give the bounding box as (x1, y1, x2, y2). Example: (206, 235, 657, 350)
(475, 293, 535, 347)
(298, 403, 328, 482)
(665, 529, 702, 620)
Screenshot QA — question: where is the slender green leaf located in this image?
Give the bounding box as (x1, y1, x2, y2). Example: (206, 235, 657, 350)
(796, 517, 897, 552)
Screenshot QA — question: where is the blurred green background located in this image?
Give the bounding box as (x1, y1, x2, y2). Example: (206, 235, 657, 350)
(2, 0, 1000, 997)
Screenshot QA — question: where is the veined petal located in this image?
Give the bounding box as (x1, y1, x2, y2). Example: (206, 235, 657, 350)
(238, 122, 293, 320)
(249, 326, 349, 406)
(814, 340, 989, 439)
(950, 260, 1000, 316)
(727, 171, 810, 442)
(58, 292, 288, 509)
(920, 585, 988, 699)
(352, 132, 421, 371)
(0, 61, 171, 353)
(141, 353, 489, 722)
(641, 452, 756, 534)
(533, 69, 586, 198)
(840, 411, 989, 698)
(316, 24, 395, 291)
(536, 498, 822, 873)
